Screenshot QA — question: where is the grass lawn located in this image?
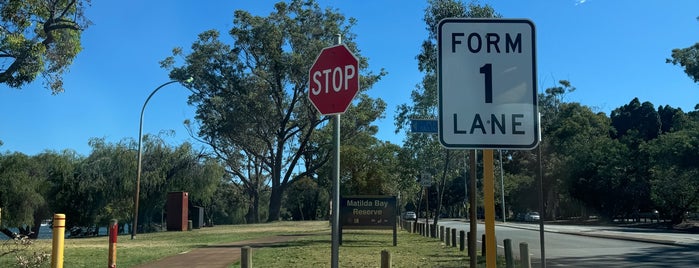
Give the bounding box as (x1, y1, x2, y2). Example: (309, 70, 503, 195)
(1, 221, 509, 267)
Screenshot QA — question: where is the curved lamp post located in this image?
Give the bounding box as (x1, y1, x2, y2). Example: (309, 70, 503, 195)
(131, 78, 193, 240)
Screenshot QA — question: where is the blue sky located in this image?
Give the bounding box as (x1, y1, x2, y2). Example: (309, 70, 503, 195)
(1, 0, 698, 156)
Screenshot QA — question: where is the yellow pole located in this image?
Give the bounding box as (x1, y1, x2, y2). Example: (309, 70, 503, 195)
(483, 149, 496, 267)
(51, 213, 66, 268)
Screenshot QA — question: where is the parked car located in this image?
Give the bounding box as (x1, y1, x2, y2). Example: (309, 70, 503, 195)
(524, 212, 540, 222)
(402, 211, 417, 220)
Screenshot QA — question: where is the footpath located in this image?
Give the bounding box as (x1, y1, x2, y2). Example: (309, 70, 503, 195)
(132, 235, 304, 268)
(501, 222, 699, 248)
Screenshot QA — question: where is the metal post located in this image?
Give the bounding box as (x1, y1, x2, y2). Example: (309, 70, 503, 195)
(469, 150, 477, 268)
(330, 33, 342, 268)
(425, 186, 429, 237)
(537, 112, 546, 268)
(484, 149, 496, 267)
(499, 149, 506, 222)
(132, 79, 193, 240)
(331, 113, 340, 268)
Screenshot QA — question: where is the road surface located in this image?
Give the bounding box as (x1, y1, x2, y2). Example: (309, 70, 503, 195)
(436, 219, 699, 267)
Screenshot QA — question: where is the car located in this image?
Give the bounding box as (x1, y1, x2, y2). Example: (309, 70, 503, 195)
(402, 211, 417, 220)
(524, 212, 540, 222)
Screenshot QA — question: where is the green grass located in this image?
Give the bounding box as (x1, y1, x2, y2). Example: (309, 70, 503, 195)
(1, 221, 511, 267)
(243, 228, 508, 267)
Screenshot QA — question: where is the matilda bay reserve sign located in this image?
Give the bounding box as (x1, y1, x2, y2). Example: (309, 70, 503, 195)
(340, 196, 396, 229)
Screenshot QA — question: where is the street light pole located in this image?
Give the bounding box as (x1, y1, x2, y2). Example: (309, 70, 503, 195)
(131, 78, 193, 240)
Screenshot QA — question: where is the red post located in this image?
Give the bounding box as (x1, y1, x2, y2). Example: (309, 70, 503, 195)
(108, 219, 118, 268)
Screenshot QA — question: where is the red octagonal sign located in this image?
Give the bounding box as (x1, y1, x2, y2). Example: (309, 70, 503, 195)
(308, 44, 359, 115)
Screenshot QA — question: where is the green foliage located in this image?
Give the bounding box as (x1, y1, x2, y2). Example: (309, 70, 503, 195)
(392, 0, 500, 224)
(667, 40, 699, 83)
(284, 176, 327, 220)
(643, 127, 699, 224)
(0, 152, 45, 228)
(162, 0, 385, 222)
(0, 0, 91, 94)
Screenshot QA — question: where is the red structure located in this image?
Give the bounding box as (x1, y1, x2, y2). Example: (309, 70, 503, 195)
(167, 192, 188, 231)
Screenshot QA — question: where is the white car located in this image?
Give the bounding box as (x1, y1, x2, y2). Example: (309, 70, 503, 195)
(524, 212, 540, 222)
(403, 211, 417, 220)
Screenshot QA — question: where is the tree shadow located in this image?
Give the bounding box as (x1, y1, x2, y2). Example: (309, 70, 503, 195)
(541, 245, 699, 268)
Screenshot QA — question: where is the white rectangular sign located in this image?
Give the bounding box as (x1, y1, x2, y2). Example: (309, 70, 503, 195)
(438, 19, 538, 149)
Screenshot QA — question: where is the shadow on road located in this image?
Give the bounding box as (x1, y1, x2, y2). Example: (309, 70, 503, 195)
(542, 245, 699, 268)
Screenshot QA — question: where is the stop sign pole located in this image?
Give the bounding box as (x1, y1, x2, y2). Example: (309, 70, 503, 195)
(308, 35, 359, 268)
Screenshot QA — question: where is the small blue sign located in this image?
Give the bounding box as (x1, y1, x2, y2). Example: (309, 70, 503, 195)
(410, 119, 438, 134)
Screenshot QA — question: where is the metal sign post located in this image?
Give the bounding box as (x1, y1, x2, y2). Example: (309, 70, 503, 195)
(438, 18, 538, 268)
(307, 34, 359, 268)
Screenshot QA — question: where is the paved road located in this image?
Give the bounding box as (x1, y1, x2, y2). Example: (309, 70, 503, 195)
(437, 220, 699, 267)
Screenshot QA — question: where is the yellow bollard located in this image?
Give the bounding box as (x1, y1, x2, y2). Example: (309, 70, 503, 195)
(108, 219, 118, 268)
(51, 213, 66, 268)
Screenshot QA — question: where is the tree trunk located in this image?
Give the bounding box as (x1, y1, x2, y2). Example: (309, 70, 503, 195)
(432, 150, 451, 235)
(245, 190, 260, 223)
(29, 217, 42, 239)
(267, 186, 282, 222)
(0, 227, 18, 239)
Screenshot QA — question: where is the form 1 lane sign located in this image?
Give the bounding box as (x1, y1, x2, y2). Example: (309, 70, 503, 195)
(438, 19, 538, 149)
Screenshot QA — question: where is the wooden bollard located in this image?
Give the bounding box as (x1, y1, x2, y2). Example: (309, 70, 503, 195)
(467, 231, 473, 257)
(241, 246, 252, 268)
(459, 230, 465, 251)
(504, 239, 513, 268)
(451, 228, 457, 247)
(520, 242, 531, 268)
(445, 227, 451, 246)
(481, 234, 486, 257)
(381, 249, 391, 268)
(440, 226, 445, 242)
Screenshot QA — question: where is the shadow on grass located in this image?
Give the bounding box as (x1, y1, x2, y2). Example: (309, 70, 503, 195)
(201, 232, 329, 249)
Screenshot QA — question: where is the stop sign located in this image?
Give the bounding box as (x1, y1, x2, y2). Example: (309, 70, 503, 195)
(308, 44, 359, 115)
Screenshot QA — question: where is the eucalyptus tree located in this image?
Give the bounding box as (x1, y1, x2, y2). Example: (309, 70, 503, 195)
(394, 0, 500, 227)
(0, 0, 91, 93)
(642, 122, 699, 224)
(667, 17, 699, 84)
(161, 0, 384, 222)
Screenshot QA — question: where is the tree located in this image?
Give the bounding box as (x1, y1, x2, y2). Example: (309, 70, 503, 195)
(0, 0, 91, 94)
(136, 136, 223, 229)
(642, 110, 699, 224)
(0, 152, 47, 238)
(162, 0, 384, 222)
(394, 0, 500, 228)
(284, 176, 325, 220)
(610, 98, 661, 144)
(667, 16, 699, 84)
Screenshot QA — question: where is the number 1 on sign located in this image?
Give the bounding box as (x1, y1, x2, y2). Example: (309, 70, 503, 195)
(480, 63, 493, 103)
